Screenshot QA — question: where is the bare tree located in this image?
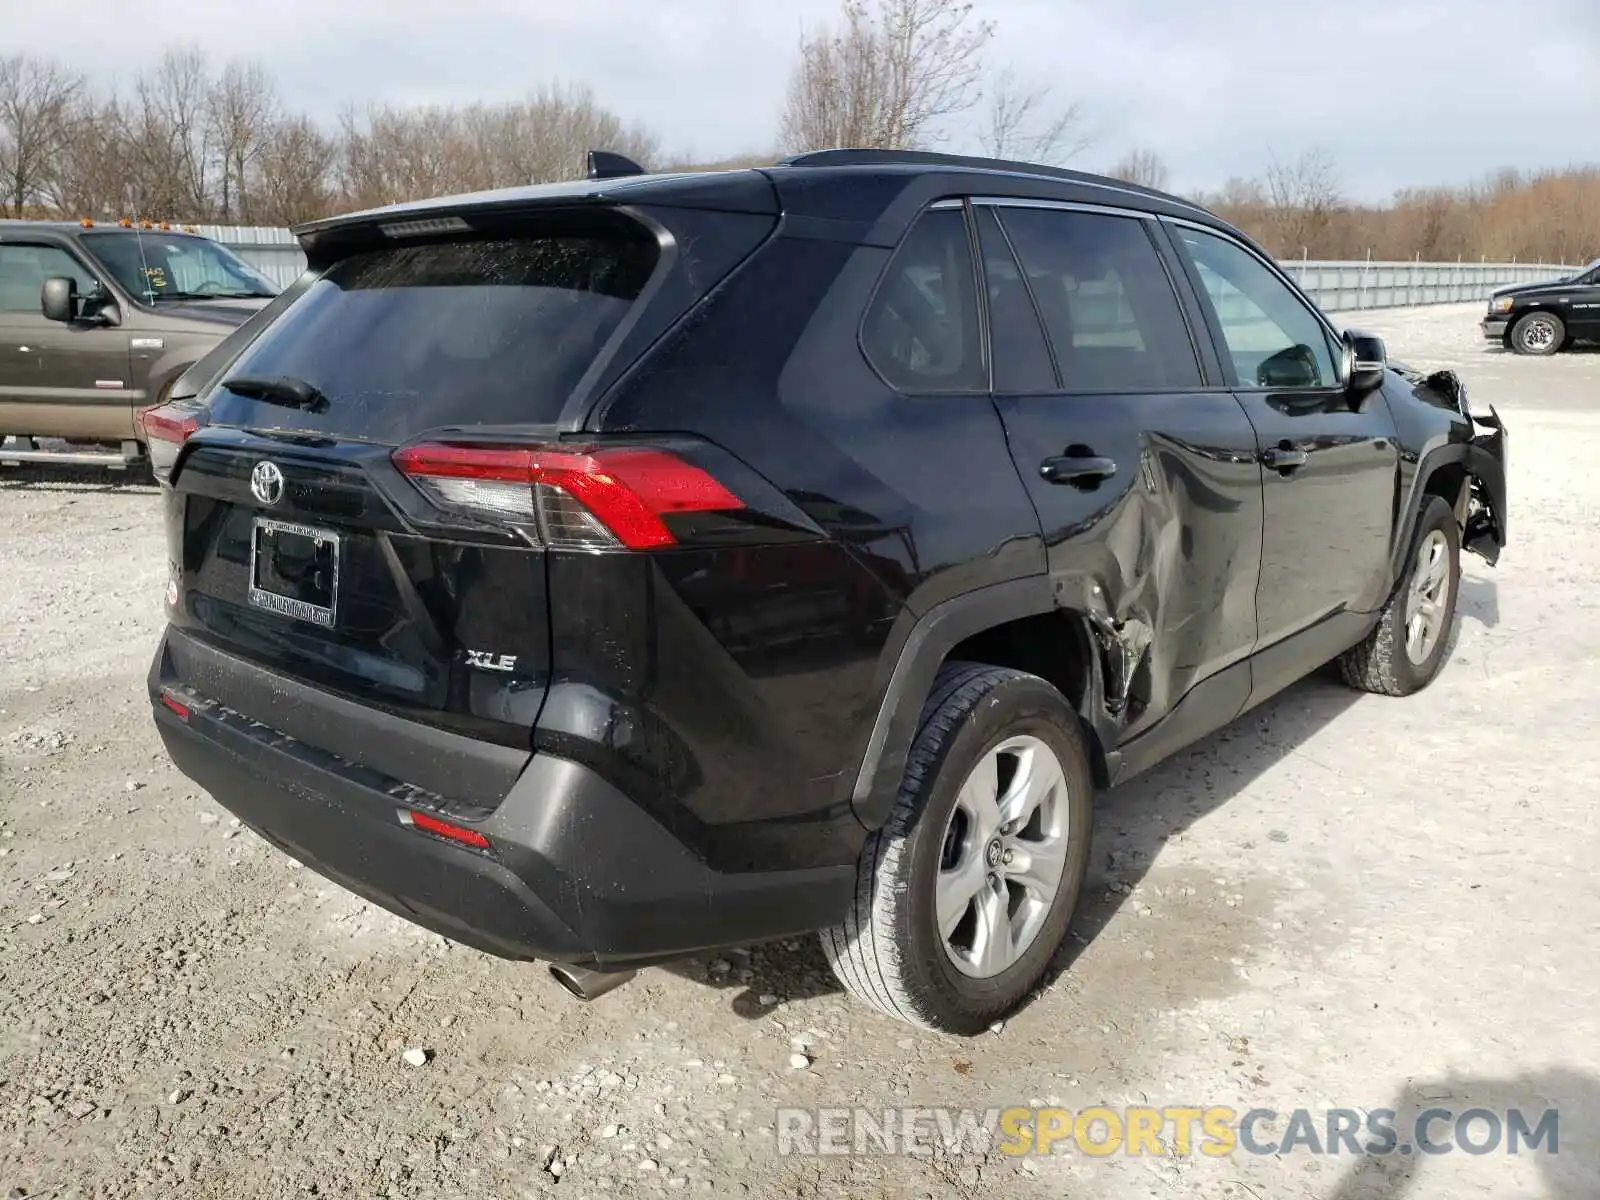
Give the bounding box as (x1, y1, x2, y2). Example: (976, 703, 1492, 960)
(39, 94, 129, 218)
(1263, 147, 1341, 257)
(336, 85, 656, 210)
(780, 0, 993, 153)
(981, 68, 1090, 164)
(126, 47, 216, 218)
(253, 114, 335, 226)
(1107, 146, 1171, 192)
(0, 55, 84, 216)
(208, 60, 278, 222)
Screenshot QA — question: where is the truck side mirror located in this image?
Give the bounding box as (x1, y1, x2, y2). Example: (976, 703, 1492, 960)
(41, 277, 80, 323)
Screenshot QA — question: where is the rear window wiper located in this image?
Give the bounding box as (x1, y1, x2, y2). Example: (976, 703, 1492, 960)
(222, 375, 329, 412)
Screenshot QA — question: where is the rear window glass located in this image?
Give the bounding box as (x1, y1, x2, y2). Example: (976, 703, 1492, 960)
(206, 221, 659, 442)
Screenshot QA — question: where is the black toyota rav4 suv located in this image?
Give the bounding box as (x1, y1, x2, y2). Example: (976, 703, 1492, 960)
(147, 149, 1508, 1034)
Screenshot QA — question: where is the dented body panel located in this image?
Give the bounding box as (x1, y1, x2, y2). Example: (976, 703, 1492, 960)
(994, 392, 1264, 742)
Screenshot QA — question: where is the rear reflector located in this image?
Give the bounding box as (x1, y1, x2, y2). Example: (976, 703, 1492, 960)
(159, 691, 191, 720)
(402, 809, 492, 850)
(392, 442, 743, 550)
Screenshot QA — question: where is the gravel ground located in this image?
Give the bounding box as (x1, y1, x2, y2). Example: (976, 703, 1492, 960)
(2, 302, 1597, 1199)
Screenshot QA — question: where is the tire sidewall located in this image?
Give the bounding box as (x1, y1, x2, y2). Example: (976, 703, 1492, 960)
(1513, 312, 1563, 356)
(895, 676, 1093, 1025)
(1392, 496, 1461, 690)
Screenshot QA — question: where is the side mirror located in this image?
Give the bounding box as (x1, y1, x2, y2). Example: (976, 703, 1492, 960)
(41, 277, 80, 323)
(1341, 329, 1387, 398)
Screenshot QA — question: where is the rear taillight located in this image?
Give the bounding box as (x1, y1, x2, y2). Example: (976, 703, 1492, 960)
(391, 442, 744, 550)
(138, 403, 205, 480)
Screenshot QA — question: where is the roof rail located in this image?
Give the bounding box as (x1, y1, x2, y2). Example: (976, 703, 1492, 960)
(777, 148, 1206, 213)
(587, 150, 647, 181)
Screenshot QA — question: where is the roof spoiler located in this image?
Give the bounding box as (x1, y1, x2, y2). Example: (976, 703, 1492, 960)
(587, 150, 647, 181)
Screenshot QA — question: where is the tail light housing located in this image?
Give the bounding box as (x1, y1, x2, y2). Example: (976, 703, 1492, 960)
(138, 402, 206, 480)
(391, 442, 744, 550)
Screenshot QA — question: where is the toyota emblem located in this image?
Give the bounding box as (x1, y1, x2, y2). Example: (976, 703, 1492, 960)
(250, 460, 285, 507)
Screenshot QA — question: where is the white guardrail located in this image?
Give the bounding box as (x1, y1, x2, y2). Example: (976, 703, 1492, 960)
(198, 225, 1575, 315)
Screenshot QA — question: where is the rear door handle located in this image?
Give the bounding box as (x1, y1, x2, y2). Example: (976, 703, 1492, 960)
(1261, 444, 1309, 474)
(1040, 454, 1118, 487)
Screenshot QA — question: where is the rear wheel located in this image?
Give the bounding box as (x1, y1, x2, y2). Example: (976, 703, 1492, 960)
(1509, 311, 1564, 356)
(821, 663, 1093, 1034)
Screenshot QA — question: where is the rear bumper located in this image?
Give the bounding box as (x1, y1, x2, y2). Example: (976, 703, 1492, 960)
(1481, 316, 1509, 340)
(149, 631, 853, 968)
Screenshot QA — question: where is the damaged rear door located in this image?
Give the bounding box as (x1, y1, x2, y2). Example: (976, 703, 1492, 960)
(979, 200, 1264, 741)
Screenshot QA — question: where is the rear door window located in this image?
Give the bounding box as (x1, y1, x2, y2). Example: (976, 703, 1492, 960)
(995, 207, 1202, 393)
(975, 207, 1056, 393)
(205, 215, 660, 443)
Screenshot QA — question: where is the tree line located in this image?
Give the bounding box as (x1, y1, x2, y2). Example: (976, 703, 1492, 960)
(2, 0, 1595, 265)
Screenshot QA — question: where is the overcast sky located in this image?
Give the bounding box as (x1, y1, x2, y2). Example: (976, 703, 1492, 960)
(4, 0, 1596, 200)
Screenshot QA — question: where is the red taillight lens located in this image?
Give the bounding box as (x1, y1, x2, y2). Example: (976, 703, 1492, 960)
(138, 403, 204, 479)
(402, 809, 491, 850)
(392, 442, 744, 550)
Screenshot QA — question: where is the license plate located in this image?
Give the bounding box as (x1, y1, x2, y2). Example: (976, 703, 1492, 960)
(248, 518, 340, 628)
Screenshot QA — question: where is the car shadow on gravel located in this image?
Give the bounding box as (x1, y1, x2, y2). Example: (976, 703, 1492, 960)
(1042, 666, 1367, 992)
(659, 935, 847, 1015)
(1320, 1067, 1598, 1199)
(1457, 575, 1500, 628)
(0, 462, 156, 490)
(667, 663, 1382, 1025)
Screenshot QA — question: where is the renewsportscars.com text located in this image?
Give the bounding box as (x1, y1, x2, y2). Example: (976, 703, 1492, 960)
(776, 1105, 1560, 1159)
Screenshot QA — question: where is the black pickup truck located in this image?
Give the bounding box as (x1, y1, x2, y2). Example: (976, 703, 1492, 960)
(1482, 258, 1600, 355)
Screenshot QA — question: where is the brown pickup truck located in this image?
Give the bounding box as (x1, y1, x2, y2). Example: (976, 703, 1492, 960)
(0, 220, 281, 470)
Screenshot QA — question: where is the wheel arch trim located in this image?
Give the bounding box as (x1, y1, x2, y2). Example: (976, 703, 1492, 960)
(1396, 439, 1507, 576)
(848, 576, 1109, 829)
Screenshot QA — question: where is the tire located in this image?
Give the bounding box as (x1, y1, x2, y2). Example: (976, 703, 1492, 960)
(1509, 311, 1564, 356)
(821, 662, 1093, 1034)
(1338, 496, 1461, 696)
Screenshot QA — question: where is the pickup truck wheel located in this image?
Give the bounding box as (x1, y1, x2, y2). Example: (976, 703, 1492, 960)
(1338, 496, 1461, 696)
(821, 662, 1092, 1034)
(1509, 311, 1564, 356)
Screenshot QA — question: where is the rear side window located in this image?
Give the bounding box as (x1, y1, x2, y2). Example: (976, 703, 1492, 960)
(862, 208, 985, 392)
(996, 208, 1202, 393)
(206, 217, 659, 442)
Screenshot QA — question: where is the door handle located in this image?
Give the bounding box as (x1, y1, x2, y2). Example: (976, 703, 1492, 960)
(1261, 443, 1309, 474)
(1040, 454, 1118, 487)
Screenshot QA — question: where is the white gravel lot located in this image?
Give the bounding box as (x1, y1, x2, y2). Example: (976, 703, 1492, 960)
(2, 302, 1597, 1199)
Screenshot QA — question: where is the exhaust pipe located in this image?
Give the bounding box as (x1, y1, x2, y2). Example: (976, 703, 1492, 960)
(549, 963, 637, 1001)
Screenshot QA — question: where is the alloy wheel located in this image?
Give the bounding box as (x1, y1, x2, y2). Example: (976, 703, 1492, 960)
(1404, 529, 1452, 664)
(936, 734, 1071, 978)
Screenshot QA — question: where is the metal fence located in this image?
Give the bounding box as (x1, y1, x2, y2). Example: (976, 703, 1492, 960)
(1278, 259, 1572, 312)
(201, 225, 305, 289)
(200, 225, 1576, 314)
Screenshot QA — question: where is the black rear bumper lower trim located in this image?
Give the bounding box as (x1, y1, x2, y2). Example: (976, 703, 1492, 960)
(150, 631, 854, 967)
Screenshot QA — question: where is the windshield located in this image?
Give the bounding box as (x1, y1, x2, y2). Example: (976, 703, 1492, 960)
(80, 231, 279, 302)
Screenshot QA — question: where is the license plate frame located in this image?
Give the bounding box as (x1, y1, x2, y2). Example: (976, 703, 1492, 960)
(247, 517, 340, 629)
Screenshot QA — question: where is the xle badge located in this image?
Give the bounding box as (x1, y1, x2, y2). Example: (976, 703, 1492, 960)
(466, 651, 518, 672)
